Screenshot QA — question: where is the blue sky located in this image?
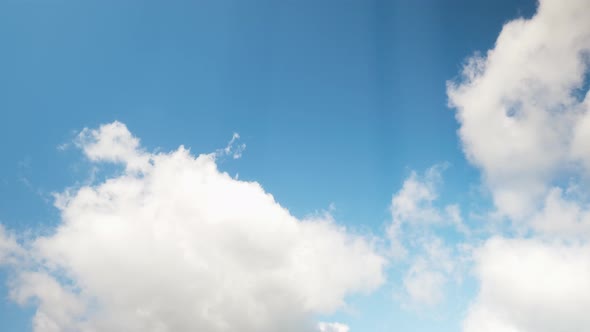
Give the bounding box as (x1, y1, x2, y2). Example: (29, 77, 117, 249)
(5, 1, 590, 332)
(0, 0, 534, 232)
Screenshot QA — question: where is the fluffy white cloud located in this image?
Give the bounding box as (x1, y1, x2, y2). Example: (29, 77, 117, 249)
(75, 121, 151, 172)
(464, 237, 590, 332)
(448, 0, 590, 220)
(449, 1, 590, 331)
(2, 122, 386, 332)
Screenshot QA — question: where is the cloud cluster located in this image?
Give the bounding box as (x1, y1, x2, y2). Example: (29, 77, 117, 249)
(2, 122, 386, 332)
(2, 2, 588, 331)
(449, 0, 590, 330)
(387, 166, 467, 307)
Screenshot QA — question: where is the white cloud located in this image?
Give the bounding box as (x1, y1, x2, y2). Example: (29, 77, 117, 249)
(448, 1, 590, 331)
(0, 224, 22, 266)
(464, 237, 590, 332)
(317, 322, 350, 332)
(388, 165, 468, 256)
(402, 258, 446, 307)
(76, 121, 151, 172)
(216, 132, 246, 160)
(390, 167, 442, 225)
(3, 122, 386, 332)
(387, 166, 443, 260)
(400, 236, 459, 308)
(530, 187, 590, 237)
(387, 166, 466, 307)
(572, 96, 590, 169)
(446, 204, 469, 236)
(447, 0, 590, 221)
(389, 164, 467, 231)
(10, 272, 87, 332)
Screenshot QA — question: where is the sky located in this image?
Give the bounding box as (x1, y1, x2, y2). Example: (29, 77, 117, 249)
(1, 0, 590, 331)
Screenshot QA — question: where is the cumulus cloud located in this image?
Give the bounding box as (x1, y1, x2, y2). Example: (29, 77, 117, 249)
(464, 238, 590, 332)
(448, 1, 590, 331)
(2, 122, 386, 332)
(448, 0, 590, 221)
(75, 121, 151, 172)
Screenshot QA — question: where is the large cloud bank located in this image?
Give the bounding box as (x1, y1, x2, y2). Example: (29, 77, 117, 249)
(0, 122, 386, 332)
(448, 0, 590, 331)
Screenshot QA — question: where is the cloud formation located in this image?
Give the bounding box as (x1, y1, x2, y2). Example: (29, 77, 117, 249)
(448, 0, 590, 221)
(449, 1, 590, 330)
(387, 166, 466, 307)
(2, 122, 386, 332)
